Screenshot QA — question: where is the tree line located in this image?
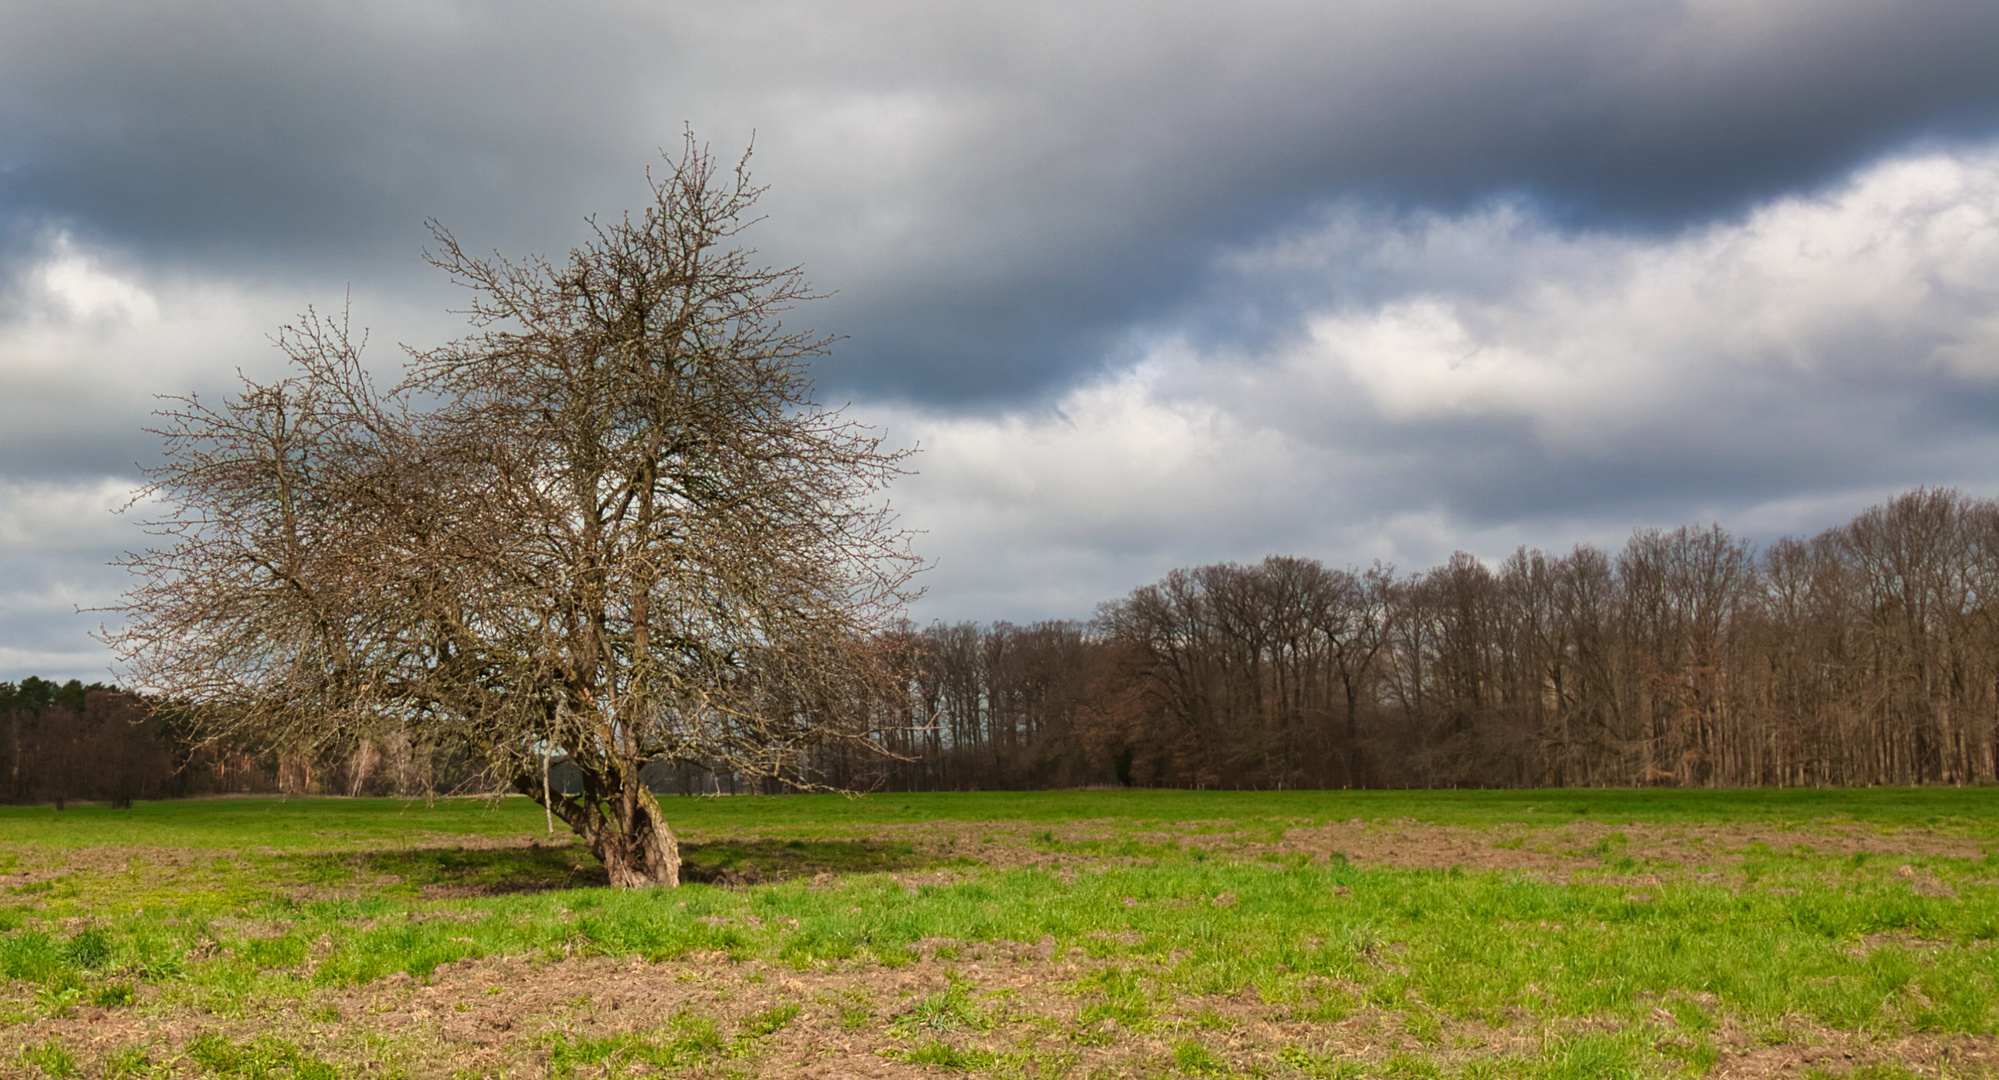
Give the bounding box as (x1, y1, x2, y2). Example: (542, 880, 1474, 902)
(867, 486, 1999, 791)
(0, 678, 496, 805)
(2, 678, 204, 806)
(9, 485, 1995, 805)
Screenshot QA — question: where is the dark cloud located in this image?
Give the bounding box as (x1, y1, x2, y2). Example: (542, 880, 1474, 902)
(882, 143, 1999, 621)
(0, 477, 132, 680)
(4, 0, 1996, 404)
(5, 0, 1999, 676)
(765, 0, 1999, 400)
(0, 2, 656, 266)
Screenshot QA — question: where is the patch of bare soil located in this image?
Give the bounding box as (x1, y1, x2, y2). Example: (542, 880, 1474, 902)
(10, 817, 1993, 1077)
(1, 845, 230, 886)
(1277, 818, 1988, 874)
(15, 949, 1997, 1079)
(844, 816, 1986, 887)
(1707, 1033, 1999, 1079)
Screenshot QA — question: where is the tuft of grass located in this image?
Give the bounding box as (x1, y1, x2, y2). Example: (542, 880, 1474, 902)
(100, 1047, 151, 1079)
(900, 1039, 999, 1070)
(1824, 1066, 1926, 1080)
(544, 1011, 726, 1077)
(2, 930, 64, 982)
(1190, 1005, 1233, 1031)
(59, 928, 112, 970)
(839, 1002, 874, 1031)
(1279, 1045, 1365, 1079)
(895, 973, 990, 1034)
(1071, 965, 1155, 1032)
(1172, 1038, 1228, 1076)
(739, 1002, 802, 1039)
(184, 1034, 340, 1079)
(19, 1039, 76, 1078)
(1539, 1030, 1643, 1080)
(34, 978, 85, 1018)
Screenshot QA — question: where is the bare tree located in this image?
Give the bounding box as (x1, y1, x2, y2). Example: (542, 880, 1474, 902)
(112, 138, 922, 886)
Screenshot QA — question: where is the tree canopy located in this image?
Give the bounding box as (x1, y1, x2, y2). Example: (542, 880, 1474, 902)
(112, 139, 922, 886)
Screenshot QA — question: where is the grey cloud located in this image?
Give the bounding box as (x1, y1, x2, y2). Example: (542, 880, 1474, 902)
(0, 2, 661, 265)
(0, 377, 158, 479)
(6, 0, 1999, 670)
(0, 477, 135, 681)
(795, 0, 1999, 400)
(4, 0, 1997, 406)
(888, 146, 1999, 621)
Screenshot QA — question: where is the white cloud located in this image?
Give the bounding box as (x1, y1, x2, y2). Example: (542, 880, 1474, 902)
(1278, 149, 1999, 444)
(36, 241, 161, 324)
(8, 145, 1999, 664)
(0, 476, 139, 554)
(0, 238, 269, 447)
(0, 477, 144, 682)
(0, 238, 455, 680)
(0, 232, 461, 480)
(880, 144, 1999, 622)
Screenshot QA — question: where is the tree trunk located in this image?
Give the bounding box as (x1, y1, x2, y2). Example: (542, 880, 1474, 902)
(595, 785, 683, 888)
(529, 774, 683, 887)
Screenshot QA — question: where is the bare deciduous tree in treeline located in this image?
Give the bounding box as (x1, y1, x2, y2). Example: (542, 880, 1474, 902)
(863, 488, 1999, 794)
(112, 139, 922, 886)
(1068, 490, 1999, 791)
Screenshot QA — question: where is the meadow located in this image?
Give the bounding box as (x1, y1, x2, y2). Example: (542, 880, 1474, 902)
(1, 788, 1995, 1079)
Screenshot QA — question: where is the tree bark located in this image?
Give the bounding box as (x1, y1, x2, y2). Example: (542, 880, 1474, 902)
(529, 775, 683, 887)
(598, 785, 682, 888)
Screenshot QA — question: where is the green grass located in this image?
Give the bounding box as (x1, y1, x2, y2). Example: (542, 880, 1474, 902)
(4, 789, 1997, 1077)
(680, 837, 939, 883)
(544, 1011, 726, 1076)
(4, 784, 1996, 852)
(183, 1033, 342, 1079)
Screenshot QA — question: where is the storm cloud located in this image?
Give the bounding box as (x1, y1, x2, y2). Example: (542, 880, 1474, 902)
(892, 148, 1999, 620)
(3, 0, 1998, 677)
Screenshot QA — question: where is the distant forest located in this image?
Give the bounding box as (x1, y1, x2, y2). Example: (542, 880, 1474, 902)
(873, 486, 1999, 792)
(6, 486, 1996, 804)
(0, 677, 493, 806)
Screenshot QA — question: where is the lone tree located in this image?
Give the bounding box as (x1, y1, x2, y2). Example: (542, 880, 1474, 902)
(111, 140, 922, 886)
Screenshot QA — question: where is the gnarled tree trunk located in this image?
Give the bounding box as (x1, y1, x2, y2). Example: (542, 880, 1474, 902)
(594, 785, 682, 888)
(528, 771, 683, 887)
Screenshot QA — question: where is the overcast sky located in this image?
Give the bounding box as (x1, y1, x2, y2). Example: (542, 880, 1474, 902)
(4, 0, 1999, 681)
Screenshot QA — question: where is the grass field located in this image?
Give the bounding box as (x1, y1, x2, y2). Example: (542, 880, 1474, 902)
(2, 789, 1995, 1078)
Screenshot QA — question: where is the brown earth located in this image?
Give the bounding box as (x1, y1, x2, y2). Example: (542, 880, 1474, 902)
(10, 943, 1995, 1078)
(5, 817, 1995, 1078)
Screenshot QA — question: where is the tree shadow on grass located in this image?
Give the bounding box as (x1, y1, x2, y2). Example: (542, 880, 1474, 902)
(362, 844, 609, 895)
(285, 838, 938, 896)
(679, 838, 933, 885)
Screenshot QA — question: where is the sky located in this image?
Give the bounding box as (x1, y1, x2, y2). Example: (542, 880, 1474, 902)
(4, 0, 1999, 682)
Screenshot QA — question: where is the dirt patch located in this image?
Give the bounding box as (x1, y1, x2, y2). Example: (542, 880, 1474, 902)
(15, 949, 1997, 1079)
(838, 816, 1988, 885)
(2, 844, 228, 885)
(9, 813, 1996, 1077)
(1707, 1033, 1999, 1079)
(1279, 818, 1987, 873)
